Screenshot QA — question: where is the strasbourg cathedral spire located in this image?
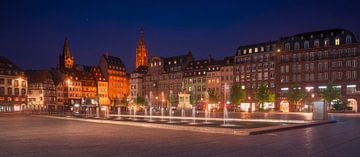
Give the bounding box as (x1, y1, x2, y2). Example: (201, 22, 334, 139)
(59, 37, 74, 69)
(136, 27, 148, 69)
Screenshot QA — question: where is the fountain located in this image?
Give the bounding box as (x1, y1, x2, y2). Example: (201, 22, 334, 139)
(95, 106, 100, 118)
(189, 106, 197, 125)
(133, 107, 137, 120)
(168, 107, 174, 123)
(221, 105, 236, 127)
(181, 108, 186, 122)
(116, 106, 122, 120)
(160, 107, 165, 121)
(129, 107, 132, 119)
(203, 108, 211, 124)
(144, 107, 148, 120)
(223, 105, 228, 125)
(149, 107, 154, 122)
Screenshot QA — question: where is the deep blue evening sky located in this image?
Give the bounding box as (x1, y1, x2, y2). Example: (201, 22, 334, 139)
(1, 0, 360, 71)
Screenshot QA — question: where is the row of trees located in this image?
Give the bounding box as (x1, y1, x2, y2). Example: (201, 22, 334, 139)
(115, 82, 344, 111)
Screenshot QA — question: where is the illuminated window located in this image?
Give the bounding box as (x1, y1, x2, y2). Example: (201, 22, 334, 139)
(324, 38, 329, 47)
(335, 38, 340, 46)
(314, 39, 319, 47)
(249, 49, 252, 53)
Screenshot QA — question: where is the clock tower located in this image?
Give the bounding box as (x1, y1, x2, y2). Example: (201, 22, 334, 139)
(59, 38, 74, 69)
(136, 28, 148, 69)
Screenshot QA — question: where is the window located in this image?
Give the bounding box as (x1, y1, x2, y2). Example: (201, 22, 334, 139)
(346, 85, 357, 94)
(14, 88, 19, 96)
(285, 43, 290, 51)
(303, 41, 310, 48)
(0, 87, 4, 95)
(324, 38, 329, 47)
(335, 37, 340, 46)
(254, 47, 258, 53)
(314, 39, 320, 47)
(7, 88, 12, 95)
(249, 48, 252, 53)
(294, 42, 300, 50)
(0, 79, 4, 85)
(346, 35, 352, 44)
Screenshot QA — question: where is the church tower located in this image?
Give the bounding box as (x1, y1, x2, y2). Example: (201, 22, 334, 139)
(59, 38, 74, 69)
(136, 28, 148, 68)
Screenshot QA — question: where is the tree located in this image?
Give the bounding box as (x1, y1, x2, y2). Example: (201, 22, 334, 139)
(230, 84, 246, 105)
(332, 100, 348, 111)
(287, 84, 306, 111)
(121, 94, 129, 109)
(135, 96, 146, 106)
(207, 88, 220, 104)
(168, 92, 176, 108)
(319, 82, 341, 110)
(253, 84, 276, 110)
(189, 90, 198, 106)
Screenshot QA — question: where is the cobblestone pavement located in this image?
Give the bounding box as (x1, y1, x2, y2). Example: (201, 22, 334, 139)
(0, 113, 359, 157)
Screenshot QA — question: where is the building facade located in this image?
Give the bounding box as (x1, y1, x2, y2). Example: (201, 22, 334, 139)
(277, 28, 360, 112)
(143, 52, 193, 107)
(26, 70, 56, 111)
(234, 41, 279, 111)
(0, 57, 27, 112)
(130, 65, 148, 100)
(99, 54, 129, 107)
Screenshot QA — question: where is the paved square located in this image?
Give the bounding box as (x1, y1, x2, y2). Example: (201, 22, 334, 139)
(1, 114, 360, 157)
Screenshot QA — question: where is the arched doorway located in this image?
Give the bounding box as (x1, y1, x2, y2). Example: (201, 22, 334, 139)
(280, 100, 289, 112)
(347, 98, 358, 112)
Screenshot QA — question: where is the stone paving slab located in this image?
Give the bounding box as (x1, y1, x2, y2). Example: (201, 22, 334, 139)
(1, 113, 360, 157)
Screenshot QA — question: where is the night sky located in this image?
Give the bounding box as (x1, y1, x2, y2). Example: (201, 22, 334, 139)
(1, 0, 360, 71)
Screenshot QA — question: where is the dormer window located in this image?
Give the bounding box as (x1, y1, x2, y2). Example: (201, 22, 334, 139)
(335, 37, 340, 46)
(168, 61, 171, 65)
(174, 61, 177, 64)
(254, 47, 258, 53)
(285, 43, 290, 51)
(304, 41, 309, 48)
(260, 47, 264, 52)
(314, 39, 320, 47)
(294, 42, 300, 50)
(243, 49, 247, 54)
(324, 38, 329, 47)
(249, 49, 252, 53)
(346, 35, 352, 44)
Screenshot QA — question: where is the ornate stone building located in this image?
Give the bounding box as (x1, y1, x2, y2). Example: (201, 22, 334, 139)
(130, 65, 148, 100)
(143, 52, 193, 107)
(0, 56, 27, 112)
(277, 28, 360, 112)
(26, 70, 56, 111)
(234, 41, 280, 111)
(99, 54, 129, 107)
(183, 58, 211, 101)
